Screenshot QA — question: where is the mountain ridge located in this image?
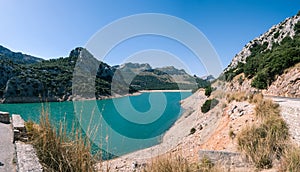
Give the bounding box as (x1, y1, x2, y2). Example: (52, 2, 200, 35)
(225, 13, 300, 71)
(0, 46, 210, 103)
(0, 45, 43, 64)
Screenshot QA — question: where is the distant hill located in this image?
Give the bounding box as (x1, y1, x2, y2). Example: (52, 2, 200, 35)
(116, 62, 210, 91)
(0, 45, 43, 64)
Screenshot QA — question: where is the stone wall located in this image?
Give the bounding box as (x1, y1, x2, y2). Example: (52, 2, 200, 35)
(11, 114, 43, 172)
(198, 150, 251, 169)
(15, 142, 43, 172)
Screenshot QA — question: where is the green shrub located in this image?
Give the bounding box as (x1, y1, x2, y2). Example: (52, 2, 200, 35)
(190, 128, 196, 135)
(238, 76, 244, 85)
(204, 85, 213, 97)
(201, 98, 219, 113)
(274, 31, 280, 39)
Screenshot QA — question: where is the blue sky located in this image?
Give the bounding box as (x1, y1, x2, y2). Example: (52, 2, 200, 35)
(0, 0, 299, 76)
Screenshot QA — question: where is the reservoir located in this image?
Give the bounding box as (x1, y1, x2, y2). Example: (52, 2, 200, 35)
(0, 91, 191, 157)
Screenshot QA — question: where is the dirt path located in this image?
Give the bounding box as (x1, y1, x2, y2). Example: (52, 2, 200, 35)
(271, 97, 300, 145)
(0, 122, 15, 172)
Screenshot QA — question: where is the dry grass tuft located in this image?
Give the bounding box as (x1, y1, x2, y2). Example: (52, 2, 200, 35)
(255, 99, 280, 120)
(237, 97, 289, 169)
(143, 155, 222, 172)
(237, 116, 289, 169)
(26, 110, 95, 172)
(226, 91, 265, 105)
(211, 90, 226, 99)
(280, 145, 300, 172)
(248, 93, 263, 104)
(226, 92, 248, 103)
(143, 156, 191, 172)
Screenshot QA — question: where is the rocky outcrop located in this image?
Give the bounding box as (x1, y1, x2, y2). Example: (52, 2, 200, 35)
(264, 63, 300, 98)
(226, 14, 300, 71)
(219, 73, 256, 94)
(223, 62, 300, 98)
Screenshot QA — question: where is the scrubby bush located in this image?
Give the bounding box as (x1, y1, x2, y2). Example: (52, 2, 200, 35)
(201, 98, 219, 113)
(204, 85, 213, 97)
(190, 128, 196, 135)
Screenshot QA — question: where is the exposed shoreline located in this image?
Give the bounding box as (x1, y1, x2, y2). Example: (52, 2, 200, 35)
(139, 89, 192, 93)
(0, 90, 192, 104)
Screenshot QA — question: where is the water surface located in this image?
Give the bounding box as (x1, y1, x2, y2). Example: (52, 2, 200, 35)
(0, 91, 191, 157)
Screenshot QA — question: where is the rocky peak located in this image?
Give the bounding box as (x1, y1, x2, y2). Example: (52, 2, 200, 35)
(225, 13, 300, 71)
(69, 47, 84, 58)
(201, 75, 215, 82)
(155, 66, 187, 75)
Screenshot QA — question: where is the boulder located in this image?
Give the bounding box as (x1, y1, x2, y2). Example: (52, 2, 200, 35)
(0, 111, 10, 124)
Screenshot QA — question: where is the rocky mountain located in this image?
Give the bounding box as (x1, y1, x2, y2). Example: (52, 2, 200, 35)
(0, 45, 43, 64)
(201, 75, 215, 82)
(225, 13, 300, 71)
(0, 47, 208, 103)
(222, 12, 300, 97)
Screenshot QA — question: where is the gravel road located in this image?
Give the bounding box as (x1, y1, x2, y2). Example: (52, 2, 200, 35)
(271, 96, 300, 145)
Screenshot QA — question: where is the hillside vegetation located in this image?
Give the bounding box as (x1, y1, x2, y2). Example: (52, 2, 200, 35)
(222, 15, 300, 89)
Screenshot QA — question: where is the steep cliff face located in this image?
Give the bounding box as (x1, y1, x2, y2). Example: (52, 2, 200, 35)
(264, 63, 300, 98)
(226, 14, 300, 71)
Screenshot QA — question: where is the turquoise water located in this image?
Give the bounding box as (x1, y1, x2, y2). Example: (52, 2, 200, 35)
(0, 92, 191, 157)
